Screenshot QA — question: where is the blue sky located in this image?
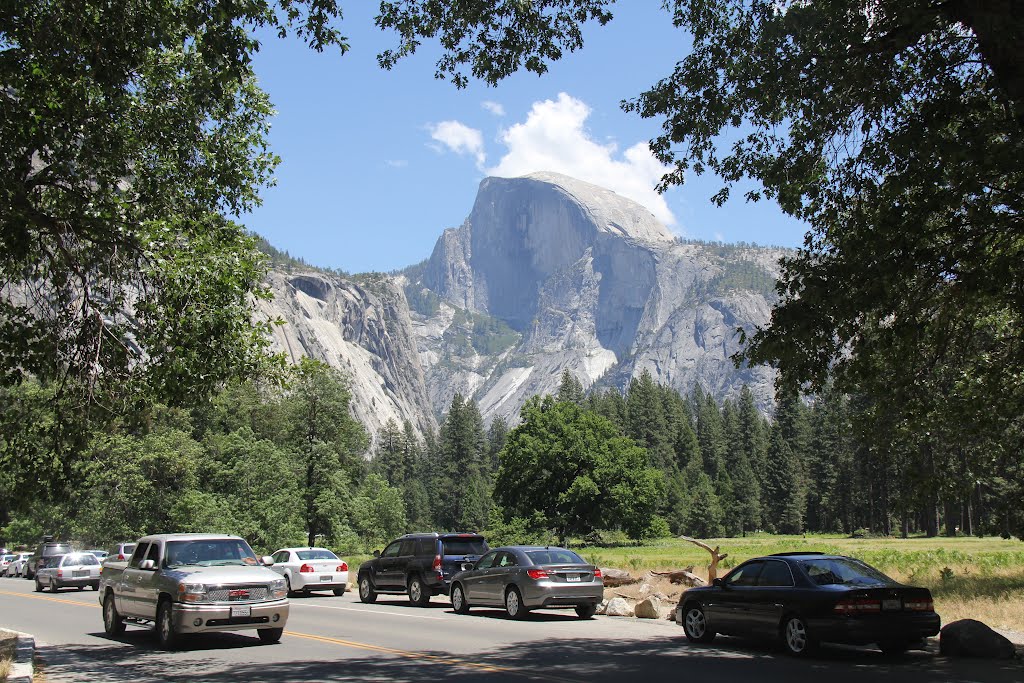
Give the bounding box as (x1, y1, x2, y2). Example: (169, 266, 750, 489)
(244, 2, 808, 274)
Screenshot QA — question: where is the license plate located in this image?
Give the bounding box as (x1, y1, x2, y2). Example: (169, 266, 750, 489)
(882, 599, 901, 611)
(73, 570, 88, 577)
(320, 575, 332, 582)
(566, 575, 581, 582)
(231, 605, 251, 618)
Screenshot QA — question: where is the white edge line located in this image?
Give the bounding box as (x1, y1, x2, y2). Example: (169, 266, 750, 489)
(291, 602, 447, 620)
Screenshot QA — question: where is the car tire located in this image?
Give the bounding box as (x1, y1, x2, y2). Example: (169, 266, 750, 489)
(451, 583, 470, 615)
(285, 575, 294, 597)
(358, 575, 377, 603)
(50, 578, 59, 592)
(258, 627, 284, 644)
(156, 599, 179, 650)
(505, 586, 528, 620)
(682, 603, 716, 643)
(408, 575, 430, 607)
(103, 592, 126, 636)
(575, 603, 597, 619)
(781, 614, 815, 657)
(34, 577, 43, 592)
(332, 587, 346, 596)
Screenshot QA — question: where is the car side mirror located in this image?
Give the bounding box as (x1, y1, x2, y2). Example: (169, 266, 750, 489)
(713, 577, 724, 588)
(373, 550, 381, 558)
(139, 559, 156, 571)
(261, 556, 274, 566)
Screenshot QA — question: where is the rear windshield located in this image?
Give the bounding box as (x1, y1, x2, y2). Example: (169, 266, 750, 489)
(799, 558, 895, 587)
(2, 555, 15, 561)
(63, 553, 99, 566)
(441, 538, 488, 556)
(525, 549, 585, 565)
(43, 545, 72, 555)
(297, 549, 339, 561)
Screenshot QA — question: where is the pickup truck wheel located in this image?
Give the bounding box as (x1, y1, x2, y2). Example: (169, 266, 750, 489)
(258, 627, 284, 644)
(407, 575, 430, 607)
(103, 592, 126, 636)
(358, 575, 377, 603)
(157, 600, 179, 650)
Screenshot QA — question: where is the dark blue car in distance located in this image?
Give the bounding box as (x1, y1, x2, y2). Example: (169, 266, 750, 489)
(676, 552, 941, 656)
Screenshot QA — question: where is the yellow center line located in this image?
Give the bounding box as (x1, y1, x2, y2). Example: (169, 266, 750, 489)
(0, 590, 98, 608)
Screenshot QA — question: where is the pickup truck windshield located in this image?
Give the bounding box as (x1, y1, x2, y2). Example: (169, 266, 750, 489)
(164, 539, 259, 568)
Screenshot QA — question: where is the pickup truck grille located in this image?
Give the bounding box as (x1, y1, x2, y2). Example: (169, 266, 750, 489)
(206, 585, 269, 603)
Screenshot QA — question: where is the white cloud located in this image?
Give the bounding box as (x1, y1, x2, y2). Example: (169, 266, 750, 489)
(482, 100, 505, 116)
(485, 93, 676, 226)
(427, 120, 485, 168)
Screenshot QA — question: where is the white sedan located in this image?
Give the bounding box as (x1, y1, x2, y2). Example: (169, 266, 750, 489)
(269, 547, 349, 596)
(6, 553, 32, 577)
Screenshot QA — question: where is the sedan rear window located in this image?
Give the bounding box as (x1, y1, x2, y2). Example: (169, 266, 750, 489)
(441, 538, 487, 556)
(525, 550, 585, 565)
(799, 558, 895, 587)
(297, 549, 339, 561)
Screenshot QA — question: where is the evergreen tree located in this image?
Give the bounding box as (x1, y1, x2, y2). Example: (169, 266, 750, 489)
(764, 425, 806, 534)
(435, 394, 489, 531)
(556, 369, 586, 406)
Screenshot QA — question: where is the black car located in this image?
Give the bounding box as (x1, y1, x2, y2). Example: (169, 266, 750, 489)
(676, 552, 941, 656)
(357, 532, 488, 606)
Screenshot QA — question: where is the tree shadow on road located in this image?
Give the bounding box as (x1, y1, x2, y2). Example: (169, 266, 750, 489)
(36, 631, 1024, 683)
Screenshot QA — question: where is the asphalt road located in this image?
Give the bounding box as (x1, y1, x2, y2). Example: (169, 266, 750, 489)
(1, 575, 1021, 682)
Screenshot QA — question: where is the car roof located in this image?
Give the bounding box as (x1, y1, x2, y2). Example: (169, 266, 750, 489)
(399, 532, 484, 538)
(762, 552, 847, 560)
(134, 533, 245, 544)
(275, 547, 336, 553)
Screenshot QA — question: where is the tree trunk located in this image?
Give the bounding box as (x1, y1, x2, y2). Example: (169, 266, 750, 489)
(944, 499, 958, 537)
(901, 515, 909, 539)
(679, 536, 728, 584)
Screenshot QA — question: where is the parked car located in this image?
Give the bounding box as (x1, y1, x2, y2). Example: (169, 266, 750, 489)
(105, 542, 137, 563)
(676, 552, 941, 656)
(7, 553, 31, 577)
(35, 552, 101, 592)
(26, 539, 74, 580)
(449, 546, 604, 619)
(0, 554, 16, 576)
(269, 547, 348, 596)
(86, 549, 109, 561)
(358, 532, 488, 606)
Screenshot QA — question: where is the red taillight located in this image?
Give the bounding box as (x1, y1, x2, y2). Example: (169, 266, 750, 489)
(117, 554, 125, 561)
(593, 568, 603, 579)
(905, 599, 934, 612)
(526, 569, 549, 580)
(432, 555, 442, 572)
(57, 569, 63, 578)
(833, 599, 882, 615)
(337, 562, 348, 572)
(300, 563, 315, 573)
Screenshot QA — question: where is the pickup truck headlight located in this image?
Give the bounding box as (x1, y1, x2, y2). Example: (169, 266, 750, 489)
(269, 578, 288, 600)
(178, 583, 209, 603)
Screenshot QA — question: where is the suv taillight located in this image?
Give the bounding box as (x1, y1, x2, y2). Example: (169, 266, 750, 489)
(300, 563, 315, 573)
(117, 554, 125, 561)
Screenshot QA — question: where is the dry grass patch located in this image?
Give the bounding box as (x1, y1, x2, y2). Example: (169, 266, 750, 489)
(0, 629, 17, 683)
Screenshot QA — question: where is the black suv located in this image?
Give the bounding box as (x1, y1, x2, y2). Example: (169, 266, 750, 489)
(358, 533, 488, 606)
(25, 538, 73, 580)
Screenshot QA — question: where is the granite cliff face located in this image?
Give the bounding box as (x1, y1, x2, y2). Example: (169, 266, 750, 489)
(262, 172, 786, 438)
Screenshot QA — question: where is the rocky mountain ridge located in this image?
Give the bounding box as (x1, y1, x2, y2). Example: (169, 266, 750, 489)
(260, 172, 788, 441)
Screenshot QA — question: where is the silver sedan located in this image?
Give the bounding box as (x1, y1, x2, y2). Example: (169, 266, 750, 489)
(449, 546, 603, 619)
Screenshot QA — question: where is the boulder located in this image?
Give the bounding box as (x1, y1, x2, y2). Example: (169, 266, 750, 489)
(595, 600, 608, 615)
(604, 597, 634, 617)
(635, 597, 664, 620)
(600, 568, 638, 587)
(940, 619, 1017, 659)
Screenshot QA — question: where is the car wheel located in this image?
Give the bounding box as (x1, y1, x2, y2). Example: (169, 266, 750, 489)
(156, 600, 179, 650)
(358, 575, 377, 603)
(332, 587, 346, 596)
(451, 583, 470, 614)
(34, 577, 43, 592)
(878, 639, 911, 657)
(683, 604, 716, 643)
(781, 614, 815, 657)
(103, 592, 126, 636)
(575, 603, 597, 619)
(408, 575, 430, 606)
(258, 627, 284, 644)
(77, 585, 85, 591)
(505, 586, 528, 620)
(50, 578, 59, 592)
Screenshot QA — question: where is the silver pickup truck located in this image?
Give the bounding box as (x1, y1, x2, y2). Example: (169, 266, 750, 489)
(99, 533, 289, 648)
